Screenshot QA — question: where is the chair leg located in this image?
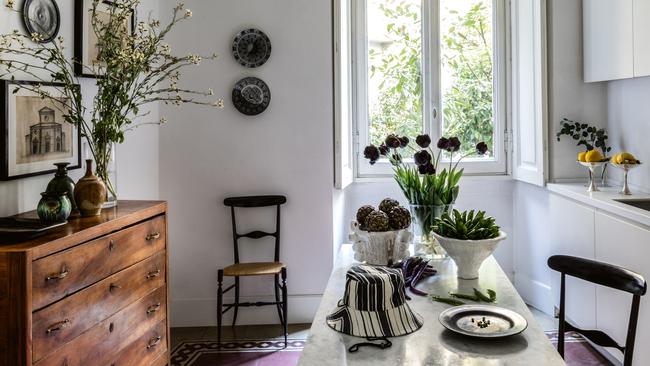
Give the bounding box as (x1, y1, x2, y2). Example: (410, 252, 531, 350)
(557, 273, 566, 358)
(217, 269, 224, 346)
(274, 274, 284, 324)
(281, 267, 288, 348)
(232, 276, 240, 327)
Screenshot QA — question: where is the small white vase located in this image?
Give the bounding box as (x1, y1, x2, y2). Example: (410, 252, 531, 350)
(432, 231, 508, 279)
(349, 221, 412, 266)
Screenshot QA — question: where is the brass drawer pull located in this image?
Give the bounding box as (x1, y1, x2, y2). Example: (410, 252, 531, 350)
(147, 335, 162, 349)
(46, 319, 70, 334)
(45, 266, 69, 282)
(146, 303, 161, 315)
(146, 232, 161, 241)
(146, 269, 161, 280)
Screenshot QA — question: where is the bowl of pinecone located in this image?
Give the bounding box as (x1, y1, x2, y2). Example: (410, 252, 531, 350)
(349, 198, 413, 266)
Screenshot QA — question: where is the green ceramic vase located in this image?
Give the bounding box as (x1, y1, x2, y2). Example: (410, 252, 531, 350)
(46, 162, 77, 211)
(37, 191, 72, 224)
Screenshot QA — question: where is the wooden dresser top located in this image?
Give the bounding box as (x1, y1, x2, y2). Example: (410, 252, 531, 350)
(0, 200, 167, 259)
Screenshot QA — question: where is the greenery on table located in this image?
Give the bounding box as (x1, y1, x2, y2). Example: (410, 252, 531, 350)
(556, 118, 611, 155)
(369, 0, 494, 156)
(0, 0, 222, 199)
(431, 288, 497, 306)
(433, 209, 500, 240)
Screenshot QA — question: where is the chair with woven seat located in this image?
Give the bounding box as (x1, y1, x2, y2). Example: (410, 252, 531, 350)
(217, 195, 288, 346)
(548, 255, 647, 366)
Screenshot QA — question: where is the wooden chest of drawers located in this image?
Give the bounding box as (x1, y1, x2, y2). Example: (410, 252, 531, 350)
(0, 201, 169, 366)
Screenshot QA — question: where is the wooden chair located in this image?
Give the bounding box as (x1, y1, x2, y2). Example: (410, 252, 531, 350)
(548, 255, 647, 366)
(217, 195, 288, 346)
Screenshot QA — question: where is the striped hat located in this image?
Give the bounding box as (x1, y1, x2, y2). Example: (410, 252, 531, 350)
(326, 265, 423, 337)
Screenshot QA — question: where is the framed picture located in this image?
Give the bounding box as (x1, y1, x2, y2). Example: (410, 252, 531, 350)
(0, 80, 81, 181)
(74, 0, 135, 78)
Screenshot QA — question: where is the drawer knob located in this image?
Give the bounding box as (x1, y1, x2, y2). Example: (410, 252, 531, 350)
(147, 335, 162, 349)
(146, 232, 161, 241)
(146, 303, 161, 315)
(109, 283, 122, 293)
(146, 269, 161, 280)
(45, 266, 69, 282)
(109, 240, 116, 252)
(46, 319, 70, 334)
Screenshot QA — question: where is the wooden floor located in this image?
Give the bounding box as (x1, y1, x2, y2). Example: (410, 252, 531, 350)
(170, 323, 312, 349)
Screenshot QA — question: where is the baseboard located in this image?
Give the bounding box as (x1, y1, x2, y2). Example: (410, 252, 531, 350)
(170, 294, 322, 327)
(513, 272, 555, 315)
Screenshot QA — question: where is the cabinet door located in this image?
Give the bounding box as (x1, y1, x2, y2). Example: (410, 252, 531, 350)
(634, 0, 650, 77)
(583, 0, 634, 82)
(550, 194, 596, 329)
(595, 211, 650, 365)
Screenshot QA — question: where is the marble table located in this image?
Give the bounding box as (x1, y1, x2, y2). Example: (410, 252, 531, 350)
(298, 244, 566, 366)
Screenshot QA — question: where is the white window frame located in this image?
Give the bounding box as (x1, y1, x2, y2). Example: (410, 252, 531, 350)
(351, 0, 509, 178)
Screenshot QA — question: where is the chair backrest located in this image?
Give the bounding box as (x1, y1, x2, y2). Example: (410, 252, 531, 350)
(548, 255, 647, 366)
(223, 195, 287, 263)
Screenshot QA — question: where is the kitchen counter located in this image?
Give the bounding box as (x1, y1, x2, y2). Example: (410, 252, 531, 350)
(298, 244, 565, 366)
(547, 183, 650, 227)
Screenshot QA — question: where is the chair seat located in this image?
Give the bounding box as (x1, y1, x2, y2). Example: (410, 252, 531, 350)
(223, 262, 285, 276)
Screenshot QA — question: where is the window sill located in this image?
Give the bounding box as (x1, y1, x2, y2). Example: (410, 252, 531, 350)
(353, 173, 513, 184)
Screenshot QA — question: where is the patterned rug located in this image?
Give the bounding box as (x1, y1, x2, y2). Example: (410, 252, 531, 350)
(546, 331, 615, 366)
(171, 339, 306, 366)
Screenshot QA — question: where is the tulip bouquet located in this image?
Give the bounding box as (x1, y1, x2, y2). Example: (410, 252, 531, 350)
(363, 134, 488, 255)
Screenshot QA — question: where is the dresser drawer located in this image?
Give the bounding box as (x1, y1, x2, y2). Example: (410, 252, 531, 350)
(32, 251, 166, 362)
(110, 320, 168, 366)
(34, 286, 167, 366)
(32, 215, 166, 310)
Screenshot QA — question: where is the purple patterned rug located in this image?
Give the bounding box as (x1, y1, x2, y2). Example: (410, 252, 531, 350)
(546, 331, 614, 366)
(171, 339, 305, 366)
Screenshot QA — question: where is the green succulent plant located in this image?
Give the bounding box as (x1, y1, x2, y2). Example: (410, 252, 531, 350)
(433, 209, 500, 240)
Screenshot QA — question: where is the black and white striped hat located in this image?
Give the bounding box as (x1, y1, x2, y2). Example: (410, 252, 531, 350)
(326, 265, 423, 337)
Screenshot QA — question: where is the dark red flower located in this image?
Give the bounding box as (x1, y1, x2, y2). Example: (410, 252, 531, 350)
(379, 144, 390, 155)
(418, 163, 436, 175)
(476, 141, 488, 155)
(399, 136, 410, 148)
(448, 137, 461, 152)
(416, 134, 431, 148)
(385, 134, 401, 149)
(414, 150, 432, 166)
(437, 137, 449, 150)
(364, 145, 380, 164)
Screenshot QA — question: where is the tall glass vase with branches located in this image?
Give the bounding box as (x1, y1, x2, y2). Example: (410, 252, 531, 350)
(0, 0, 223, 207)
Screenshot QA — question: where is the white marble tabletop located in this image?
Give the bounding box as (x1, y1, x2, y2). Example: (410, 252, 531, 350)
(298, 244, 566, 366)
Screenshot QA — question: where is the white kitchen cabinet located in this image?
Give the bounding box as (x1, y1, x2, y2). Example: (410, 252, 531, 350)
(549, 194, 597, 329)
(583, 0, 634, 82)
(595, 211, 650, 365)
(633, 0, 650, 77)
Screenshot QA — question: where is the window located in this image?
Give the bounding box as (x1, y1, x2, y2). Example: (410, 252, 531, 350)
(352, 0, 507, 177)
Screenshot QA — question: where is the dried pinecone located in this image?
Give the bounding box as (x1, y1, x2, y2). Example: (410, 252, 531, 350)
(365, 211, 390, 232)
(356, 205, 376, 229)
(388, 206, 412, 230)
(378, 198, 400, 214)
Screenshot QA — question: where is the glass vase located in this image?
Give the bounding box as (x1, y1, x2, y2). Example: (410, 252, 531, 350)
(409, 204, 453, 259)
(84, 142, 117, 208)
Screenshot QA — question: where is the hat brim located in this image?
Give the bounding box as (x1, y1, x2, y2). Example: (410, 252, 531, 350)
(326, 302, 423, 338)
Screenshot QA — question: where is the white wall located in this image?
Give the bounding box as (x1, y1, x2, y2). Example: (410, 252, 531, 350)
(607, 77, 650, 192)
(159, 0, 334, 327)
(0, 1, 160, 217)
(340, 179, 515, 278)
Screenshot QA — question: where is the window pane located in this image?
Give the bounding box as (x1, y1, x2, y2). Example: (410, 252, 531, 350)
(367, 0, 423, 147)
(440, 0, 494, 157)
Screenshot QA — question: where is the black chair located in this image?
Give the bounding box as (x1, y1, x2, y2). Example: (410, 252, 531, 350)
(217, 195, 288, 346)
(548, 255, 647, 366)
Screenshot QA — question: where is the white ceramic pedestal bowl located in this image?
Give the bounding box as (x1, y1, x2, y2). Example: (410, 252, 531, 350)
(349, 221, 412, 266)
(432, 231, 508, 279)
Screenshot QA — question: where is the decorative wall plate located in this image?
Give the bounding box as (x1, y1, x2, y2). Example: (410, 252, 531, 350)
(232, 77, 271, 116)
(22, 0, 61, 43)
(232, 29, 272, 68)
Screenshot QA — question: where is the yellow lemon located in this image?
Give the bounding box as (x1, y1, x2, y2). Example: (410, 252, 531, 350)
(619, 152, 638, 164)
(578, 151, 588, 162)
(585, 150, 604, 163)
(612, 153, 622, 164)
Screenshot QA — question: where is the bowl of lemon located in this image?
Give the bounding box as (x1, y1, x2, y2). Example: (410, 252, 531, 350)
(611, 152, 642, 195)
(577, 150, 609, 192)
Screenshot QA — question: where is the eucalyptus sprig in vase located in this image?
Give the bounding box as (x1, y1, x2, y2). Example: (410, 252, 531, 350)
(0, 0, 224, 209)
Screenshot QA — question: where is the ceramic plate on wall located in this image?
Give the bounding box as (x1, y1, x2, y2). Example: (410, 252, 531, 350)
(232, 77, 271, 116)
(22, 0, 60, 43)
(232, 29, 272, 68)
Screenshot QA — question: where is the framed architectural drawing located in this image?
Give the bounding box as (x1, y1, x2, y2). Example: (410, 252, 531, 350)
(74, 0, 135, 77)
(0, 80, 81, 181)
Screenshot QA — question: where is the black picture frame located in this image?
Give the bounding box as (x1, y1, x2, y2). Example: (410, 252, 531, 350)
(0, 80, 82, 181)
(22, 0, 61, 44)
(74, 0, 136, 78)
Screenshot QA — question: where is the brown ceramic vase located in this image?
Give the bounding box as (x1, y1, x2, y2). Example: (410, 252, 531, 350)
(74, 159, 107, 217)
